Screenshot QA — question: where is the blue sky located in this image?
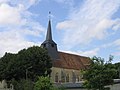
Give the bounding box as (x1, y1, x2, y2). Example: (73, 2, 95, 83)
(0, 0, 120, 63)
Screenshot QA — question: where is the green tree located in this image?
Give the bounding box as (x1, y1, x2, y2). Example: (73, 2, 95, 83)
(11, 79, 34, 90)
(34, 76, 65, 90)
(114, 62, 120, 78)
(0, 46, 52, 82)
(17, 46, 52, 81)
(0, 53, 17, 81)
(83, 56, 117, 90)
(34, 76, 53, 90)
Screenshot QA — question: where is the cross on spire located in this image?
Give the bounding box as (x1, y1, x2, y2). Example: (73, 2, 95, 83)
(49, 11, 51, 20)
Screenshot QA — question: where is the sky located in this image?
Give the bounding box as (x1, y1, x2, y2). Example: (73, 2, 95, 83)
(0, 0, 120, 63)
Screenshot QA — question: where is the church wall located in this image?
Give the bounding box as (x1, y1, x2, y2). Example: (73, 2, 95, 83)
(51, 67, 83, 83)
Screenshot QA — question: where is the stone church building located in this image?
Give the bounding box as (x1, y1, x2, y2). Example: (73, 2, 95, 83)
(41, 20, 91, 83)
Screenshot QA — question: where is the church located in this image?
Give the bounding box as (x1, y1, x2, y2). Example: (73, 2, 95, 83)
(41, 19, 91, 83)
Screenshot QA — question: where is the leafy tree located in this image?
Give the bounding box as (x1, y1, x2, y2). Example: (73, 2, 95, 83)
(0, 53, 17, 81)
(11, 79, 34, 90)
(83, 56, 117, 90)
(34, 76, 53, 90)
(17, 46, 52, 81)
(34, 76, 65, 90)
(114, 62, 120, 78)
(0, 46, 52, 82)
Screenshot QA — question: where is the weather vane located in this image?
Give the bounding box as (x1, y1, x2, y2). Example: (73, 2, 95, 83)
(49, 11, 51, 20)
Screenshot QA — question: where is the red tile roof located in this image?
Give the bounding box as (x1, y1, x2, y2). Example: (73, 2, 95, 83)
(53, 52, 91, 70)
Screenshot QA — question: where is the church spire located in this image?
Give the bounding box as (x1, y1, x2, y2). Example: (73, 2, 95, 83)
(46, 20, 52, 41)
(41, 13, 59, 60)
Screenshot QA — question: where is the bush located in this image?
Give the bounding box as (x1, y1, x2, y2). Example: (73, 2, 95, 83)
(34, 76, 65, 90)
(34, 76, 53, 90)
(11, 79, 34, 90)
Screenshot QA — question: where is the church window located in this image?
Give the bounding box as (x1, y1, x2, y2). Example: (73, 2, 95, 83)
(55, 72, 59, 83)
(77, 75, 79, 82)
(72, 72, 76, 83)
(51, 44, 54, 47)
(61, 71, 65, 83)
(43, 44, 46, 47)
(66, 74, 69, 82)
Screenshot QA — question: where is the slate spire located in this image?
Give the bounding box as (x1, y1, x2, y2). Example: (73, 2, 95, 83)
(46, 20, 52, 41)
(41, 14, 59, 60)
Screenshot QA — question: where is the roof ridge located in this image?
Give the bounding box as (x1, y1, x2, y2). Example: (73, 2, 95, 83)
(58, 51, 89, 58)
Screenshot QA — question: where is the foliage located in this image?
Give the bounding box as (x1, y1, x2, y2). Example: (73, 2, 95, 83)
(58, 86, 65, 90)
(114, 62, 120, 78)
(0, 53, 17, 81)
(11, 79, 34, 90)
(34, 76, 52, 90)
(34, 76, 65, 90)
(83, 56, 117, 90)
(0, 46, 52, 81)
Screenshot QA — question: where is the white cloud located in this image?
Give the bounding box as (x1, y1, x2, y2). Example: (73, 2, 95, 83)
(61, 48, 99, 57)
(101, 38, 120, 51)
(56, 0, 120, 49)
(0, 0, 41, 9)
(0, 30, 41, 57)
(0, 0, 42, 26)
(78, 48, 100, 57)
(112, 18, 120, 31)
(0, 3, 26, 26)
(0, 0, 9, 3)
(17, 0, 41, 9)
(113, 39, 120, 50)
(113, 52, 120, 56)
(53, 0, 74, 6)
(109, 39, 120, 47)
(0, 0, 44, 57)
(19, 21, 45, 37)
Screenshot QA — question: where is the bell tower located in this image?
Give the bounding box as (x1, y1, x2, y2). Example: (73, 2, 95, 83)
(41, 19, 59, 60)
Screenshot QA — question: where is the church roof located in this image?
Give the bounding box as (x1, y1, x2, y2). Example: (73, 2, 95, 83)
(53, 52, 91, 70)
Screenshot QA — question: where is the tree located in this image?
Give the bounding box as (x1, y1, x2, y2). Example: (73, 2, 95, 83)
(0, 53, 17, 81)
(11, 79, 34, 90)
(114, 62, 120, 78)
(0, 46, 52, 82)
(83, 56, 117, 90)
(17, 46, 52, 81)
(34, 76, 65, 90)
(34, 76, 53, 90)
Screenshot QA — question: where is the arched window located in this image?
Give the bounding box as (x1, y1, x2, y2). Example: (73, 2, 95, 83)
(61, 71, 65, 83)
(72, 72, 76, 83)
(66, 74, 69, 82)
(77, 75, 79, 82)
(51, 44, 54, 47)
(55, 72, 59, 83)
(43, 44, 46, 47)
